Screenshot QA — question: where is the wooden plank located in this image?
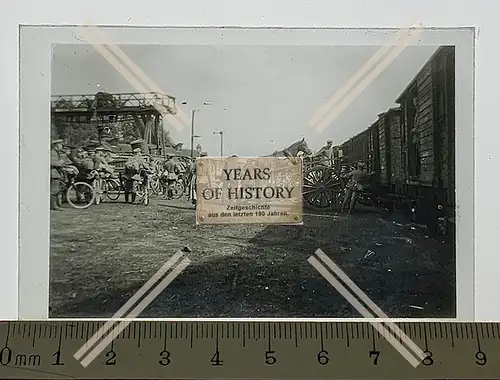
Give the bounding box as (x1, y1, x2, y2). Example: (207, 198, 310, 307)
(418, 81, 432, 98)
(419, 103, 433, 115)
(388, 113, 402, 185)
(420, 143, 434, 155)
(419, 97, 433, 111)
(379, 117, 389, 184)
(420, 134, 433, 146)
(421, 155, 434, 165)
(420, 127, 434, 139)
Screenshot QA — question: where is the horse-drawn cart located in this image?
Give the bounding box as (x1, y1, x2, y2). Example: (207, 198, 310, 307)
(263, 139, 345, 209)
(301, 154, 344, 208)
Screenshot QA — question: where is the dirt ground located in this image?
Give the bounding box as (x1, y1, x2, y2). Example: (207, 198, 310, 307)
(49, 195, 456, 318)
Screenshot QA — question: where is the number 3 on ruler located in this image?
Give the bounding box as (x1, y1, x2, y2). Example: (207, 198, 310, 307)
(422, 350, 434, 366)
(158, 350, 171, 366)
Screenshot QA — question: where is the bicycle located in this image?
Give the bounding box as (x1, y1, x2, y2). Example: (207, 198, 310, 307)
(160, 174, 185, 200)
(96, 171, 122, 202)
(135, 169, 153, 206)
(55, 171, 96, 209)
(149, 173, 162, 197)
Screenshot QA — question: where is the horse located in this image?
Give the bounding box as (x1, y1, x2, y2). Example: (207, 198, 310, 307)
(261, 138, 312, 187)
(263, 138, 313, 158)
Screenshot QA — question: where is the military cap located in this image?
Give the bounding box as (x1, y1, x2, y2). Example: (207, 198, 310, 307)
(133, 147, 142, 153)
(52, 139, 64, 145)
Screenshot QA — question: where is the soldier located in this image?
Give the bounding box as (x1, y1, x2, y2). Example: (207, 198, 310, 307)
(78, 149, 96, 178)
(69, 147, 83, 166)
(61, 145, 80, 178)
(316, 140, 334, 166)
(340, 161, 373, 214)
(123, 147, 150, 203)
(50, 139, 67, 210)
(94, 147, 114, 174)
(162, 154, 182, 199)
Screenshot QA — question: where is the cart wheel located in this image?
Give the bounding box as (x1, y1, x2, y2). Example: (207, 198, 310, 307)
(303, 166, 343, 208)
(66, 181, 95, 209)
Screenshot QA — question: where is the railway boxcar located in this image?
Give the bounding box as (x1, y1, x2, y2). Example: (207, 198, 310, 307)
(339, 127, 374, 170)
(336, 46, 455, 234)
(372, 107, 403, 197)
(395, 45, 455, 226)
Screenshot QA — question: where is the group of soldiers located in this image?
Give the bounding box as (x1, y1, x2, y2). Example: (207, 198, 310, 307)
(50, 137, 203, 210)
(50, 134, 374, 213)
(50, 139, 115, 210)
(150, 152, 194, 201)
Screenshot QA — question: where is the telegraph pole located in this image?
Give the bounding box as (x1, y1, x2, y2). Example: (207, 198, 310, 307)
(213, 131, 223, 157)
(190, 109, 196, 158)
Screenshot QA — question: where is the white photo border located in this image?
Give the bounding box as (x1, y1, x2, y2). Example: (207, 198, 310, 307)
(18, 25, 475, 320)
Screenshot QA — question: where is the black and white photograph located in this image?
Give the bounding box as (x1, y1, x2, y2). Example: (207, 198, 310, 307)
(45, 33, 470, 319)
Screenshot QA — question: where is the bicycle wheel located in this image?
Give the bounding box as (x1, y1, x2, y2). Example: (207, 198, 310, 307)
(66, 181, 95, 209)
(171, 180, 185, 199)
(105, 178, 121, 201)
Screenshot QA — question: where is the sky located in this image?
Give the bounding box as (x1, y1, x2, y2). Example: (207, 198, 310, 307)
(51, 44, 438, 157)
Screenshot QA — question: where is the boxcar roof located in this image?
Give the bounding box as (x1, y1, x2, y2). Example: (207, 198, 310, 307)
(394, 46, 452, 103)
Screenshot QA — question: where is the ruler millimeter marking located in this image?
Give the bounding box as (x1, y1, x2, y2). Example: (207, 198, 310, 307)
(1, 321, 499, 379)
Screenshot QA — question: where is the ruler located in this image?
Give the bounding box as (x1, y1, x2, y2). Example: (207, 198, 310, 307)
(1, 320, 500, 379)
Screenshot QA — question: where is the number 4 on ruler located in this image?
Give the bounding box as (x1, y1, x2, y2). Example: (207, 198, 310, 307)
(211, 351, 223, 366)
